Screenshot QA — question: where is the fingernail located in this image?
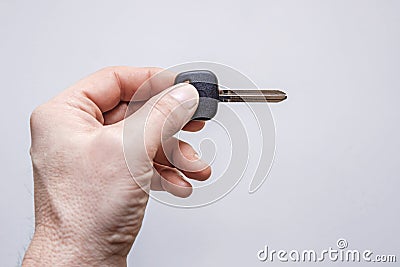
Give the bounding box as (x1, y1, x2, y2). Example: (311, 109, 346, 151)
(169, 84, 198, 109)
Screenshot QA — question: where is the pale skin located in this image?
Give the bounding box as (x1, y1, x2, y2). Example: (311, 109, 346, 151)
(22, 67, 211, 266)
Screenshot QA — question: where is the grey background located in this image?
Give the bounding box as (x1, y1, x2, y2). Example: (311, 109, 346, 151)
(1, 0, 399, 266)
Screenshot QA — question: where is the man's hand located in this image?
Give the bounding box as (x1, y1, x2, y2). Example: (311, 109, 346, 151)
(22, 67, 211, 266)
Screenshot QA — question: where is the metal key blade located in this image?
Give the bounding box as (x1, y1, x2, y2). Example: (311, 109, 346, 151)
(219, 89, 287, 103)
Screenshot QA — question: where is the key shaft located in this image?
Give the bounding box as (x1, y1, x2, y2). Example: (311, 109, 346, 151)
(219, 89, 287, 103)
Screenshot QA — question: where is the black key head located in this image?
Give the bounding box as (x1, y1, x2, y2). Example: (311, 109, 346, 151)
(174, 70, 220, 120)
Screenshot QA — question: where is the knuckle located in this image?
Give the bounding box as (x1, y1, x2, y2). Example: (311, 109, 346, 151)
(30, 104, 47, 126)
(98, 66, 118, 73)
(153, 94, 175, 114)
(152, 95, 182, 129)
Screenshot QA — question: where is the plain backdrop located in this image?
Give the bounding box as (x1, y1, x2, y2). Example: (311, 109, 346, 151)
(1, 0, 399, 266)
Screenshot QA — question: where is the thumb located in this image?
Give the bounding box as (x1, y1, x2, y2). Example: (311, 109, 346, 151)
(123, 83, 199, 162)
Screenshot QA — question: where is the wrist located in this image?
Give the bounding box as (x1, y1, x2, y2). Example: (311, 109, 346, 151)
(23, 224, 127, 267)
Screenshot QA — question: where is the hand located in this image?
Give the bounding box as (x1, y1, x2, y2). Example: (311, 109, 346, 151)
(22, 67, 211, 266)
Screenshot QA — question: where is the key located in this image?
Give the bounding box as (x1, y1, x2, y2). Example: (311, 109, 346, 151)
(174, 70, 287, 120)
